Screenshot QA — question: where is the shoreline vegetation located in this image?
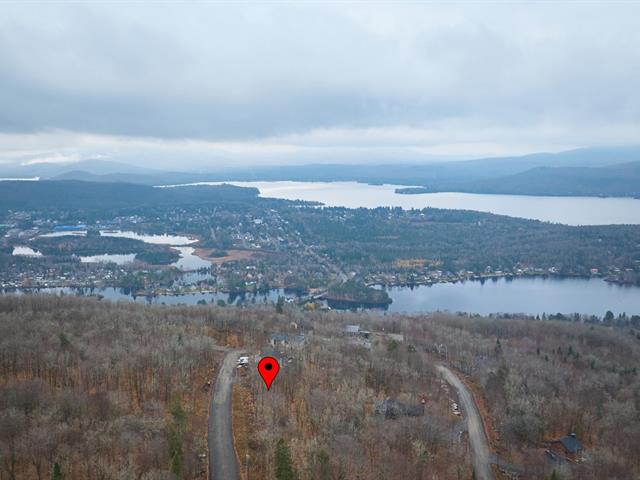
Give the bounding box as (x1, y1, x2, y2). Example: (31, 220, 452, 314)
(394, 186, 639, 199)
(31, 234, 181, 264)
(134, 249, 181, 265)
(395, 187, 433, 195)
(3, 270, 632, 303)
(325, 279, 392, 308)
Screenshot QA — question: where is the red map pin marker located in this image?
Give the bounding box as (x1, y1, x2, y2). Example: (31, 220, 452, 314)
(257, 356, 280, 390)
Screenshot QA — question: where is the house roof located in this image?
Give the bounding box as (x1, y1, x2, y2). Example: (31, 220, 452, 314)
(560, 434, 583, 453)
(345, 325, 360, 333)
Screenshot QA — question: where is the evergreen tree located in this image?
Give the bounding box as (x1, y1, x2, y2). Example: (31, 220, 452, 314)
(311, 448, 330, 479)
(170, 394, 187, 425)
(52, 463, 62, 480)
(169, 425, 183, 475)
(168, 395, 186, 475)
(58, 332, 70, 349)
(276, 295, 285, 314)
(275, 438, 295, 480)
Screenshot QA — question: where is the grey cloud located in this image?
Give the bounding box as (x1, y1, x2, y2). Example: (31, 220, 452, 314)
(0, 2, 639, 159)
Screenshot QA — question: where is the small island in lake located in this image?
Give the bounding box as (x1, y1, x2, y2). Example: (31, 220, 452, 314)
(395, 187, 432, 195)
(135, 249, 180, 265)
(325, 280, 392, 308)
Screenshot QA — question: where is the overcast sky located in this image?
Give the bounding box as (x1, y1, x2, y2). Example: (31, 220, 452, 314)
(1, 2, 639, 170)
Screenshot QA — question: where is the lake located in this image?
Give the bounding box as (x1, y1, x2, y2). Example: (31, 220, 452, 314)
(161, 181, 640, 225)
(12, 246, 42, 257)
(171, 246, 212, 270)
(99, 231, 197, 245)
(36, 230, 208, 270)
(5, 277, 639, 316)
(382, 277, 640, 316)
(3, 286, 289, 307)
(80, 253, 136, 265)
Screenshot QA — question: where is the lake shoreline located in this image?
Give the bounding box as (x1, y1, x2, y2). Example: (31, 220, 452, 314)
(0, 272, 545, 293)
(3, 274, 640, 317)
(393, 185, 640, 199)
(3, 270, 637, 299)
(189, 181, 640, 225)
(368, 271, 639, 288)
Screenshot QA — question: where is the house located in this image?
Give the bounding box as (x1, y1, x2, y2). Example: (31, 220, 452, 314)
(345, 324, 371, 339)
(559, 433, 583, 458)
(270, 333, 289, 347)
(550, 433, 583, 461)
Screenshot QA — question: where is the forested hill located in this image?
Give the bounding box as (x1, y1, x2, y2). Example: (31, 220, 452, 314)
(0, 180, 259, 211)
(454, 161, 640, 197)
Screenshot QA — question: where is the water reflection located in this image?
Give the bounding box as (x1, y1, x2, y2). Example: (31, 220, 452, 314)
(79, 253, 136, 265)
(4, 277, 640, 316)
(2, 286, 287, 307)
(170, 246, 212, 270)
(99, 231, 197, 245)
(12, 246, 42, 257)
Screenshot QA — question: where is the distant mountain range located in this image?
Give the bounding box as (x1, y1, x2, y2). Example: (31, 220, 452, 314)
(2, 146, 640, 197)
(0, 159, 162, 179)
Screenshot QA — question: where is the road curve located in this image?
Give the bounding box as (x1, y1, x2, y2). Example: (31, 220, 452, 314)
(209, 351, 241, 480)
(437, 365, 495, 480)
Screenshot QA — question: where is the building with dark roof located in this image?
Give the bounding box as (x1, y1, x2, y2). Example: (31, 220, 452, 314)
(560, 433, 583, 454)
(550, 433, 584, 461)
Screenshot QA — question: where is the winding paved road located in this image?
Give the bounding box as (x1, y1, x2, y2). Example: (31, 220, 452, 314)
(437, 365, 495, 480)
(209, 351, 241, 480)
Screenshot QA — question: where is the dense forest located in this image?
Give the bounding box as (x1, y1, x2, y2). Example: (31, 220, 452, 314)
(0, 296, 226, 479)
(2, 296, 638, 479)
(238, 310, 468, 479)
(241, 307, 640, 480)
(454, 162, 640, 197)
(326, 279, 392, 307)
(416, 314, 640, 479)
(0, 181, 259, 212)
(289, 206, 640, 275)
(396, 161, 640, 197)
